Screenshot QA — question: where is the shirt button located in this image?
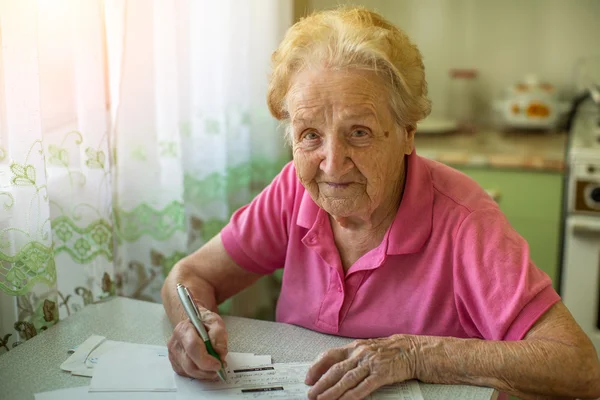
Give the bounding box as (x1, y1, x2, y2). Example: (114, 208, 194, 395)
(337, 286, 343, 293)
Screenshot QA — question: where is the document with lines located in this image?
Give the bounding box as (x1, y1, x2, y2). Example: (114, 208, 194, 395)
(175, 362, 424, 399)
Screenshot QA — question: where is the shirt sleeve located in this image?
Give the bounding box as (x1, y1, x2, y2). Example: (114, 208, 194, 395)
(220, 162, 297, 275)
(453, 208, 561, 341)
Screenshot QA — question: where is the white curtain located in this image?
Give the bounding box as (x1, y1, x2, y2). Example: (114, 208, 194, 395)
(0, 0, 291, 353)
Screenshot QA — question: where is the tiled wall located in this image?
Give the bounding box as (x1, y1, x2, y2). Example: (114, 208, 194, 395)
(297, 0, 600, 123)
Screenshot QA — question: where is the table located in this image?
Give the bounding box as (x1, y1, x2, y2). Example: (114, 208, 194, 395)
(0, 297, 497, 400)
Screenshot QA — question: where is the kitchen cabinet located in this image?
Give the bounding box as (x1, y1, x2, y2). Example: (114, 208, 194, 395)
(452, 166, 564, 287)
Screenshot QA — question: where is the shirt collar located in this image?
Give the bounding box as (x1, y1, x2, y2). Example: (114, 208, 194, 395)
(296, 150, 433, 255)
(297, 189, 319, 229)
(386, 150, 433, 254)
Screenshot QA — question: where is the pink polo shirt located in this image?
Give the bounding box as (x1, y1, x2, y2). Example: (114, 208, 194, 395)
(221, 151, 560, 341)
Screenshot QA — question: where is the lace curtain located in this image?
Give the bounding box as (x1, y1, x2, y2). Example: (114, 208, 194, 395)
(0, 0, 291, 353)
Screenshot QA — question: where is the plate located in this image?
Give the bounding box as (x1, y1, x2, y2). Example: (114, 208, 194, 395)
(417, 117, 459, 135)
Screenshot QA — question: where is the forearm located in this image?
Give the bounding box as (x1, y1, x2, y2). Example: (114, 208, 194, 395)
(161, 262, 219, 327)
(413, 335, 600, 400)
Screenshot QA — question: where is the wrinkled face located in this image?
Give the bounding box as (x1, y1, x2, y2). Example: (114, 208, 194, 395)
(288, 68, 415, 219)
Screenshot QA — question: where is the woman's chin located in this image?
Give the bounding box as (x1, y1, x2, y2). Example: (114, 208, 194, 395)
(321, 202, 364, 220)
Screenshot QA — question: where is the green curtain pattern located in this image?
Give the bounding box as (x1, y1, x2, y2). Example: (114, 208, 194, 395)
(0, 135, 289, 353)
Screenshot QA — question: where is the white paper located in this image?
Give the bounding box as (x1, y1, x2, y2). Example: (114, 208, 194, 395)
(420, 383, 496, 400)
(61, 336, 169, 377)
(226, 352, 272, 368)
(61, 335, 271, 378)
(60, 335, 107, 374)
(177, 381, 423, 399)
(369, 381, 423, 400)
(35, 386, 175, 400)
(72, 339, 130, 377)
(89, 345, 176, 392)
(177, 383, 311, 399)
(176, 362, 423, 400)
(176, 362, 310, 394)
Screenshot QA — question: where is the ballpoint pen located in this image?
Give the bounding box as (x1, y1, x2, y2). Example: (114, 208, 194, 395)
(176, 283, 227, 382)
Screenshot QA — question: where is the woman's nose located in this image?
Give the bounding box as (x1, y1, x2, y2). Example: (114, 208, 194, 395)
(319, 138, 353, 178)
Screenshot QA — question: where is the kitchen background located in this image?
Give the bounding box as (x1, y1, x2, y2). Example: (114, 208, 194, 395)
(297, 0, 600, 123)
(0, 0, 598, 378)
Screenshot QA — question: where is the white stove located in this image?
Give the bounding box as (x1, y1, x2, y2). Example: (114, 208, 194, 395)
(561, 99, 600, 357)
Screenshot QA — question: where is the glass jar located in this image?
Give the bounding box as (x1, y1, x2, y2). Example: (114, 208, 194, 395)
(447, 68, 478, 132)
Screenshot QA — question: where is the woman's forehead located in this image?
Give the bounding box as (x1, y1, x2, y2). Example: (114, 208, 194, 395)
(288, 70, 391, 122)
(292, 104, 379, 123)
(290, 69, 386, 97)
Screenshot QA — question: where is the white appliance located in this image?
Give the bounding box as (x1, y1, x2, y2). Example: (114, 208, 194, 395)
(561, 99, 600, 357)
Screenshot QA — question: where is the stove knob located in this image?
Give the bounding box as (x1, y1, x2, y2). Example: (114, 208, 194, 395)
(591, 187, 600, 203)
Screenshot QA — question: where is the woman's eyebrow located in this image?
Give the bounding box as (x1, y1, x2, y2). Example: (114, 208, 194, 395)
(342, 109, 380, 125)
(291, 114, 324, 127)
(338, 103, 377, 117)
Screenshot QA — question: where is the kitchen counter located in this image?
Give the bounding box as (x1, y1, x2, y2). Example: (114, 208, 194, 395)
(415, 130, 568, 172)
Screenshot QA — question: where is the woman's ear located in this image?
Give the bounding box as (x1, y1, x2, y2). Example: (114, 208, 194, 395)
(403, 125, 416, 155)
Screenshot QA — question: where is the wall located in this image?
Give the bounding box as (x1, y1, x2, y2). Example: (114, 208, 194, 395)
(297, 0, 600, 123)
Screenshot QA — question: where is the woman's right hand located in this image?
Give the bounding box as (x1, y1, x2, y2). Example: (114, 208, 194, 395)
(167, 307, 228, 380)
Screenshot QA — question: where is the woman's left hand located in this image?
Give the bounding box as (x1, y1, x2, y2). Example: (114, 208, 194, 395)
(305, 335, 419, 400)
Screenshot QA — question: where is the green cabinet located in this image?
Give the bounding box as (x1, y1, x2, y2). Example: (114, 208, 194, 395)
(451, 166, 564, 287)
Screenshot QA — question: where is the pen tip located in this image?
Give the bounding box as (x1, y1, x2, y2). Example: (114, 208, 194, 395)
(218, 369, 227, 382)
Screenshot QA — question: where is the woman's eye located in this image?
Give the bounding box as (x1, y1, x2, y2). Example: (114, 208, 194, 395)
(351, 129, 369, 137)
(303, 131, 319, 140)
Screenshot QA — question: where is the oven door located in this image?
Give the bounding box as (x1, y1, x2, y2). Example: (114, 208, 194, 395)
(561, 215, 600, 356)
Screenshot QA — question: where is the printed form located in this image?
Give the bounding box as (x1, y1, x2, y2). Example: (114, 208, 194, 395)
(176, 362, 424, 399)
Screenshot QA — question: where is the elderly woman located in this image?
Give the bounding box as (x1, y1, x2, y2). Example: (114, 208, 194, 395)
(162, 7, 600, 400)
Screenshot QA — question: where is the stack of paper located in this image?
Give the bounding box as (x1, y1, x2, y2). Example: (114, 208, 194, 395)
(37, 335, 424, 399)
(89, 344, 175, 392)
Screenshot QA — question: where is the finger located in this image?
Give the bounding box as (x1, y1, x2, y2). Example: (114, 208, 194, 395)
(305, 348, 348, 385)
(307, 359, 358, 399)
(339, 376, 383, 400)
(186, 288, 229, 358)
(167, 333, 189, 377)
(180, 352, 219, 381)
(178, 320, 222, 371)
(168, 347, 189, 378)
(170, 354, 218, 381)
(198, 308, 228, 359)
(172, 335, 219, 380)
(316, 366, 370, 400)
